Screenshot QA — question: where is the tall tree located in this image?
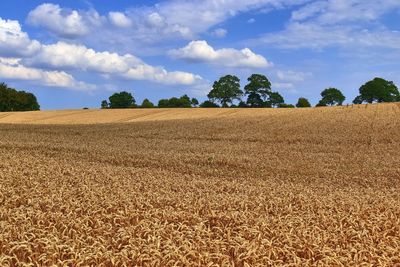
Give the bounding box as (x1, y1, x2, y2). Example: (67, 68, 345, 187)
(246, 92, 264, 107)
(101, 100, 109, 109)
(0, 83, 40, 111)
(296, 97, 311, 108)
(268, 91, 285, 108)
(141, 99, 154, 108)
(208, 75, 243, 107)
(108, 91, 136, 108)
(191, 98, 199, 107)
(353, 78, 399, 104)
(317, 88, 345, 106)
(244, 74, 272, 101)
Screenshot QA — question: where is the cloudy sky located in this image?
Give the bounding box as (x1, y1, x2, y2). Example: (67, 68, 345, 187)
(1, 0, 399, 109)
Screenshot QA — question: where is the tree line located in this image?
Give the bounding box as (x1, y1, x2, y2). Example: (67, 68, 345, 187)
(101, 75, 400, 109)
(0, 83, 40, 112)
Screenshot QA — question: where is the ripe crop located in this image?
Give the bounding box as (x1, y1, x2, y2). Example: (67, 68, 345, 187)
(0, 104, 399, 266)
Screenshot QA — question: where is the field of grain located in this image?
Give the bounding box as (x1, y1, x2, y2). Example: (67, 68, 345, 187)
(0, 104, 399, 266)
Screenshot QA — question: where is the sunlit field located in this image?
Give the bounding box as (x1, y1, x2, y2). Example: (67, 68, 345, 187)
(0, 104, 399, 266)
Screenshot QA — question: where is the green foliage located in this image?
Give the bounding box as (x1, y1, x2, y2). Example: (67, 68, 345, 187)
(141, 98, 155, 108)
(208, 75, 243, 107)
(108, 91, 136, 108)
(191, 98, 199, 107)
(158, 95, 192, 108)
(246, 92, 264, 107)
(0, 83, 40, 112)
(101, 100, 109, 109)
(238, 101, 248, 108)
(244, 74, 272, 101)
(268, 92, 285, 108)
(199, 100, 219, 108)
(278, 103, 295, 108)
(353, 78, 399, 104)
(318, 88, 345, 106)
(296, 97, 311, 108)
(243, 74, 287, 108)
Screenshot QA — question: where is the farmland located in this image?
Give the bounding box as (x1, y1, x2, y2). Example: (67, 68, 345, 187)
(0, 104, 399, 266)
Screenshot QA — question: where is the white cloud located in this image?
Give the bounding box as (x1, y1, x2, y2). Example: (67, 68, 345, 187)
(274, 82, 295, 89)
(24, 42, 202, 85)
(24, 42, 141, 73)
(258, 22, 400, 50)
(292, 0, 400, 25)
(23, 1, 313, 56)
(253, 0, 400, 50)
(0, 58, 94, 90)
(277, 70, 311, 82)
(108, 12, 132, 28)
(0, 16, 202, 88)
(211, 28, 228, 38)
(27, 3, 98, 38)
(0, 18, 41, 57)
(169, 40, 271, 68)
(247, 18, 256, 24)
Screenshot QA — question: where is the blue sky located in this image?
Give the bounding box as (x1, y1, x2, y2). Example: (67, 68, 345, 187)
(1, 0, 399, 109)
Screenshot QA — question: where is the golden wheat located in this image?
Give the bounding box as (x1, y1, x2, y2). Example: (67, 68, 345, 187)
(0, 104, 399, 266)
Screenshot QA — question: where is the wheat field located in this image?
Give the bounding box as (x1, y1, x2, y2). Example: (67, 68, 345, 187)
(0, 104, 399, 266)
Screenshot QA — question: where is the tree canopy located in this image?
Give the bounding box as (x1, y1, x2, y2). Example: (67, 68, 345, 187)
(317, 88, 345, 106)
(158, 95, 192, 108)
(141, 99, 155, 108)
(0, 83, 40, 112)
(208, 75, 243, 107)
(108, 91, 136, 108)
(353, 78, 400, 104)
(200, 100, 219, 108)
(244, 74, 272, 101)
(296, 97, 311, 108)
(268, 92, 285, 108)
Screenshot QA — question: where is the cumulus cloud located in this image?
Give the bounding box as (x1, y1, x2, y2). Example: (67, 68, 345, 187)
(25, 0, 313, 52)
(169, 40, 271, 68)
(27, 3, 93, 38)
(0, 16, 202, 88)
(0, 18, 41, 57)
(23, 42, 202, 85)
(0, 58, 94, 90)
(108, 12, 132, 28)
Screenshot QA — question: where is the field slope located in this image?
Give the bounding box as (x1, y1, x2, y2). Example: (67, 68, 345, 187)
(0, 104, 399, 266)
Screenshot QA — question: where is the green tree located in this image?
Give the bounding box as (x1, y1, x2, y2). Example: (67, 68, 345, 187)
(269, 92, 285, 108)
(157, 95, 193, 108)
(318, 88, 345, 106)
(200, 100, 219, 108)
(0, 83, 40, 111)
(158, 99, 170, 108)
(296, 97, 311, 108)
(101, 100, 109, 109)
(244, 74, 272, 100)
(178, 94, 192, 108)
(353, 78, 400, 104)
(246, 92, 264, 107)
(278, 103, 295, 108)
(208, 75, 243, 107)
(238, 101, 248, 108)
(109, 91, 136, 108)
(141, 98, 154, 108)
(191, 98, 199, 107)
